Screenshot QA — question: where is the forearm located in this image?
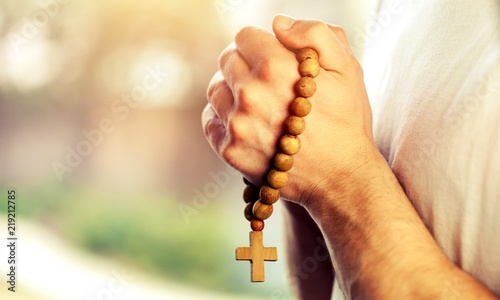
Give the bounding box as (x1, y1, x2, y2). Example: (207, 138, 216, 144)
(203, 14, 498, 299)
(305, 149, 498, 299)
(282, 201, 334, 300)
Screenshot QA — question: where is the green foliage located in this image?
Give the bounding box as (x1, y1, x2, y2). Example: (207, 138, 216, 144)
(0, 185, 280, 296)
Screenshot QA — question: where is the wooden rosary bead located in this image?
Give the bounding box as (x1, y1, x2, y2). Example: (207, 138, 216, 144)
(296, 77, 317, 98)
(237, 48, 320, 283)
(267, 169, 288, 189)
(290, 97, 312, 117)
(243, 185, 260, 203)
(252, 200, 274, 220)
(273, 152, 294, 172)
(244, 202, 254, 221)
(297, 47, 318, 63)
(299, 59, 320, 78)
(250, 219, 265, 231)
(285, 116, 305, 135)
(279, 135, 301, 155)
(260, 185, 280, 205)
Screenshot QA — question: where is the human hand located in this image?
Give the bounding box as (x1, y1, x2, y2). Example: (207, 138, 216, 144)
(202, 15, 376, 206)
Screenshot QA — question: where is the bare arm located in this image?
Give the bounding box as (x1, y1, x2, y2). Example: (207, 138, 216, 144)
(303, 148, 497, 299)
(283, 201, 333, 299)
(203, 14, 499, 299)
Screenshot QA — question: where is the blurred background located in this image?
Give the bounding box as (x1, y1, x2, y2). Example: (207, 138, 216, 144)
(0, 0, 370, 299)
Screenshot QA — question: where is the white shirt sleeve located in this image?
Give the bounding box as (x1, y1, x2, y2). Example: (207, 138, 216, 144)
(361, 0, 500, 296)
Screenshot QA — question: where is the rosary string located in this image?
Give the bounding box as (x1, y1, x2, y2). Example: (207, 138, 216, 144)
(235, 48, 320, 282)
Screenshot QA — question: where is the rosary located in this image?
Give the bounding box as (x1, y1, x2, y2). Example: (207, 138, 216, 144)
(236, 48, 320, 282)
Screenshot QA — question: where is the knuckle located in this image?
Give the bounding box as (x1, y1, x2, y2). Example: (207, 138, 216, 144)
(255, 56, 283, 81)
(227, 114, 247, 141)
(353, 60, 364, 77)
(206, 84, 214, 101)
(206, 80, 217, 101)
(333, 26, 350, 45)
(236, 83, 258, 111)
(221, 143, 238, 167)
(345, 55, 363, 77)
(206, 72, 225, 101)
(330, 25, 347, 36)
(302, 20, 330, 38)
(218, 42, 236, 69)
(235, 26, 257, 45)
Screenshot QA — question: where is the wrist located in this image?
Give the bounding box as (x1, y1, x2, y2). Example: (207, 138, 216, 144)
(301, 139, 387, 213)
(295, 147, 496, 299)
(301, 147, 456, 298)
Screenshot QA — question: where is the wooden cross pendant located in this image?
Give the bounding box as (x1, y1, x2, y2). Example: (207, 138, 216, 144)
(236, 231, 277, 282)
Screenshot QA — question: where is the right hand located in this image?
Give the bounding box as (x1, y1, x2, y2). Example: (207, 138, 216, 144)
(202, 15, 376, 207)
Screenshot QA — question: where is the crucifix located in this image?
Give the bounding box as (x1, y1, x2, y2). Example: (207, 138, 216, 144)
(236, 231, 278, 282)
(235, 48, 319, 282)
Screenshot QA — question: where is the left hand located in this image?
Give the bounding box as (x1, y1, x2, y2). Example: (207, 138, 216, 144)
(202, 15, 375, 206)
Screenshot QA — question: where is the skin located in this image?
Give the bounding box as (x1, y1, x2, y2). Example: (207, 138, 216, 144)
(202, 14, 499, 299)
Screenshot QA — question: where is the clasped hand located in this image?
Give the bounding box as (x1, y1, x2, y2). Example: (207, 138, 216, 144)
(202, 15, 376, 207)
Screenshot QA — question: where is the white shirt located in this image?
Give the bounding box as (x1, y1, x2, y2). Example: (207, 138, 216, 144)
(334, 0, 500, 298)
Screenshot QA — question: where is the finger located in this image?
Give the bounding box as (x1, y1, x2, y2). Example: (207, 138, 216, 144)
(235, 25, 295, 68)
(327, 24, 352, 51)
(219, 43, 250, 94)
(272, 14, 355, 72)
(218, 42, 251, 90)
(201, 104, 227, 156)
(206, 71, 234, 125)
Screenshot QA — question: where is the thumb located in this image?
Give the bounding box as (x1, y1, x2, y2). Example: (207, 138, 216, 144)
(272, 14, 354, 73)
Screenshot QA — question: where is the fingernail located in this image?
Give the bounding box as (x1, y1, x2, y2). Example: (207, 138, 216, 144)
(275, 14, 295, 30)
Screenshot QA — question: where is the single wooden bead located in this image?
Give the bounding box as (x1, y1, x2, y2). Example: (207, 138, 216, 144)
(250, 219, 265, 231)
(267, 168, 288, 189)
(296, 77, 317, 98)
(299, 59, 320, 78)
(243, 185, 260, 203)
(273, 152, 294, 172)
(244, 202, 254, 221)
(260, 185, 280, 205)
(290, 97, 312, 117)
(279, 135, 301, 155)
(297, 47, 318, 63)
(285, 116, 305, 135)
(252, 200, 274, 220)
